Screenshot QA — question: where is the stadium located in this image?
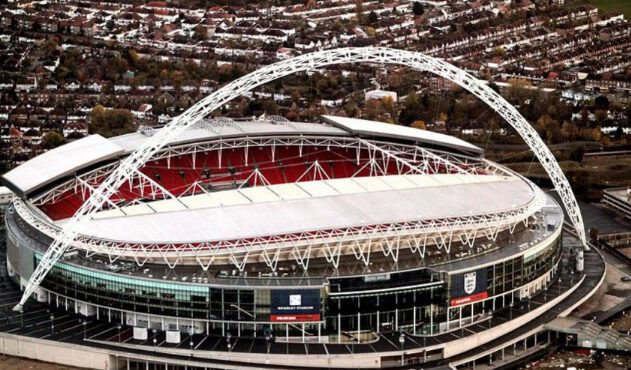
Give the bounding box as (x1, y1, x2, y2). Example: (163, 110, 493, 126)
(0, 48, 605, 370)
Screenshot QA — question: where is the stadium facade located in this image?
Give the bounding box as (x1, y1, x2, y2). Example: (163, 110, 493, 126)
(3, 114, 588, 367)
(0, 48, 603, 369)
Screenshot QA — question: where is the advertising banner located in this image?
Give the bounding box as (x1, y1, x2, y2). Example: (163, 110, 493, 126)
(270, 289, 321, 322)
(450, 268, 488, 306)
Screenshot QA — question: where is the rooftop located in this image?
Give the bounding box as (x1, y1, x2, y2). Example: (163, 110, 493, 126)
(2, 116, 484, 198)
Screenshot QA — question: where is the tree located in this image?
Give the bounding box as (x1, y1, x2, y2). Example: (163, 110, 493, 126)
(507, 78, 532, 102)
(90, 104, 134, 137)
(291, 90, 301, 104)
(128, 49, 141, 67)
(41, 131, 65, 149)
(594, 110, 608, 125)
(488, 81, 500, 94)
(411, 120, 426, 130)
(412, 2, 424, 16)
(594, 95, 609, 109)
(355, 0, 364, 23)
(535, 115, 560, 143)
(561, 122, 578, 141)
(193, 25, 207, 41)
(368, 11, 378, 25)
(614, 125, 624, 139)
(399, 91, 423, 125)
(568, 145, 584, 163)
(344, 102, 359, 118)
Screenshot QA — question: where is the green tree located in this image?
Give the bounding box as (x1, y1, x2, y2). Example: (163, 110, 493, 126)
(412, 2, 424, 16)
(594, 95, 609, 109)
(398, 91, 422, 125)
(569, 145, 584, 163)
(368, 11, 378, 25)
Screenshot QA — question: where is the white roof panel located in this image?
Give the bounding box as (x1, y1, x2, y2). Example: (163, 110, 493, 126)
(297, 181, 339, 197)
(3, 135, 124, 196)
(180, 193, 221, 209)
(322, 115, 482, 155)
(91, 208, 126, 220)
(269, 183, 311, 200)
(238, 187, 281, 203)
(150, 198, 188, 213)
(351, 177, 391, 192)
(379, 175, 417, 190)
(122, 203, 154, 216)
(75, 176, 534, 244)
(403, 175, 442, 188)
(325, 178, 366, 195)
(214, 190, 251, 206)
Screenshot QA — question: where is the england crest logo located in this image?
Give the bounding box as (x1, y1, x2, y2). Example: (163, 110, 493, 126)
(464, 272, 477, 294)
(289, 294, 301, 306)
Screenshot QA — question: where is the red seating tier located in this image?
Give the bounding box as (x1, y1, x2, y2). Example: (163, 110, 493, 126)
(38, 145, 434, 220)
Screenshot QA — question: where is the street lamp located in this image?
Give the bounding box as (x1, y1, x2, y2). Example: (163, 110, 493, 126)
(399, 333, 405, 365)
(227, 332, 232, 352)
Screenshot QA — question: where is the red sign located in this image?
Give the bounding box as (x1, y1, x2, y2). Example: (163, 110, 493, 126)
(450, 291, 488, 306)
(270, 314, 321, 322)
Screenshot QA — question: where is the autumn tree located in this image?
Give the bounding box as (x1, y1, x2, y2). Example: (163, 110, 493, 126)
(561, 122, 579, 141)
(411, 120, 426, 130)
(355, 0, 364, 24)
(90, 104, 134, 137)
(193, 25, 207, 41)
(507, 78, 533, 103)
(128, 49, 141, 67)
(41, 131, 65, 149)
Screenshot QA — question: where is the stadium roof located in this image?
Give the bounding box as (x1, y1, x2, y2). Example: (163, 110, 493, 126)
(110, 119, 347, 153)
(2, 135, 124, 197)
(2, 117, 484, 198)
(321, 115, 483, 155)
(71, 174, 534, 244)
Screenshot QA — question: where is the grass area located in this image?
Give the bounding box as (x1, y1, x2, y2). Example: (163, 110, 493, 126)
(588, 0, 631, 18)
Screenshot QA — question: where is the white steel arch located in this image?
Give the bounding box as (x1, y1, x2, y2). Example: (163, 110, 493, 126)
(14, 47, 586, 311)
